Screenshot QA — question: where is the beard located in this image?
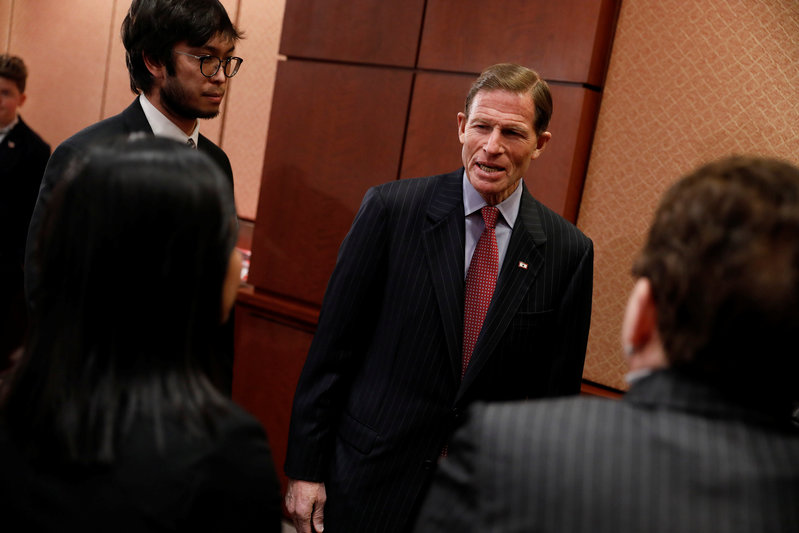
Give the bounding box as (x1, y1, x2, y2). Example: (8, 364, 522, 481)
(160, 76, 219, 120)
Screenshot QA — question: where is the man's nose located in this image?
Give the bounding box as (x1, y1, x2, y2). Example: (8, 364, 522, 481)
(483, 128, 503, 154)
(210, 66, 227, 84)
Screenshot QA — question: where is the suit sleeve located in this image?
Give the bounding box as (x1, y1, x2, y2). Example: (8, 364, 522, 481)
(412, 405, 482, 533)
(284, 186, 390, 481)
(544, 236, 593, 397)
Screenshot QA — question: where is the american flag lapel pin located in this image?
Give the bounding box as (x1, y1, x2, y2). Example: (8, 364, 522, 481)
(518, 261, 528, 270)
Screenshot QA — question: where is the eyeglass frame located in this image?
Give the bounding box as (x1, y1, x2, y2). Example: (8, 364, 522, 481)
(174, 50, 243, 78)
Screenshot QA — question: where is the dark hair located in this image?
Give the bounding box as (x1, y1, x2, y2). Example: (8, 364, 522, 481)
(0, 137, 238, 463)
(0, 54, 28, 92)
(633, 155, 799, 391)
(464, 63, 553, 136)
(121, 0, 242, 94)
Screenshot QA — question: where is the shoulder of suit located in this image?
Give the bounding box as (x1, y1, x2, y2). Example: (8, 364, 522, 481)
(521, 190, 592, 247)
(56, 107, 145, 152)
(371, 169, 460, 195)
(474, 395, 610, 437)
(196, 134, 232, 179)
(364, 170, 460, 213)
(197, 133, 228, 158)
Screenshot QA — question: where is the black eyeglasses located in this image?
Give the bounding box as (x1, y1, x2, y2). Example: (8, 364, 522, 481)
(174, 51, 243, 78)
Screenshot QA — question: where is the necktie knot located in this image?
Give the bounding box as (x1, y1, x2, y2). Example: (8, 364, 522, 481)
(186, 138, 196, 149)
(481, 206, 499, 230)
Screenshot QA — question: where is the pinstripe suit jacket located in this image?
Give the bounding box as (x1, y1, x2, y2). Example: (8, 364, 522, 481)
(285, 170, 593, 532)
(415, 370, 799, 533)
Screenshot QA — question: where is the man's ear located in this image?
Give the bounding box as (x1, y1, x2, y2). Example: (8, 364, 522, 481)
(142, 53, 165, 81)
(530, 131, 551, 160)
(621, 278, 666, 370)
(457, 112, 467, 144)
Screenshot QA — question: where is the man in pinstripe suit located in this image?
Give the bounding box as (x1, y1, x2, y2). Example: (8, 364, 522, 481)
(415, 155, 799, 532)
(285, 64, 594, 533)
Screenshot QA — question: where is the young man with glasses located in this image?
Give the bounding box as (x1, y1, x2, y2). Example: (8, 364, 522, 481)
(23, 0, 243, 389)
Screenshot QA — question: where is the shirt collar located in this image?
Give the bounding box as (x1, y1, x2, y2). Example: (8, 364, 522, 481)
(0, 115, 19, 136)
(462, 170, 523, 228)
(139, 94, 200, 146)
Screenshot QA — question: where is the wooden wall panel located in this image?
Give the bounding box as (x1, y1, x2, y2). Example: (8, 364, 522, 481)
(419, 0, 620, 86)
(280, 0, 425, 67)
(248, 60, 414, 305)
(401, 72, 601, 222)
(399, 71, 472, 180)
(232, 291, 315, 494)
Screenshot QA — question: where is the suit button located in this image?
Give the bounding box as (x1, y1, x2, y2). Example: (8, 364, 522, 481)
(452, 408, 463, 421)
(422, 459, 434, 471)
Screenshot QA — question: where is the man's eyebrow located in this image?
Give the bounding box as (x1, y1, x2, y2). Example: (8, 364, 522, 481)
(201, 45, 236, 55)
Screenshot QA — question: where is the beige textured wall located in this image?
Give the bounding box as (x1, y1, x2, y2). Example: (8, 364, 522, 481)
(578, 0, 799, 390)
(0, 0, 285, 220)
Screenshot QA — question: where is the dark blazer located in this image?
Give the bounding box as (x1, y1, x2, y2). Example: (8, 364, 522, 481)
(1, 402, 282, 532)
(0, 117, 50, 366)
(0, 116, 50, 271)
(415, 370, 799, 533)
(285, 170, 593, 532)
(24, 98, 233, 304)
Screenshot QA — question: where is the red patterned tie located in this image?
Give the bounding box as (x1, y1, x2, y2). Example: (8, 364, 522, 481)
(462, 206, 499, 377)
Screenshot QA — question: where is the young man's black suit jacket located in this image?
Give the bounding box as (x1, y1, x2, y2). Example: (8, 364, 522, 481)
(285, 169, 594, 532)
(22, 98, 236, 391)
(0, 116, 50, 365)
(1, 116, 50, 271)
(415, 370, 799, 533)
(24, 97, 234, 302)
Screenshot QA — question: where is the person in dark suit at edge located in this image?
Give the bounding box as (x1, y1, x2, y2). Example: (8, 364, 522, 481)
(0, 54, 50, 375)
(24, 0, 243, 392)
(284, 63, 594, 533)
(414, 155, 799, 533)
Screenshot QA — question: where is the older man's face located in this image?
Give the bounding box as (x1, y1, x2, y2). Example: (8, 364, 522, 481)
(457, 89, 550, 206)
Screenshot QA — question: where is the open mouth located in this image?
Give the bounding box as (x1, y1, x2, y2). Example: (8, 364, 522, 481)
(476, 162, 504, 173)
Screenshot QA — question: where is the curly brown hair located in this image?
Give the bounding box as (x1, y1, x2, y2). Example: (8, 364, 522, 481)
(633, 155, 799, 388)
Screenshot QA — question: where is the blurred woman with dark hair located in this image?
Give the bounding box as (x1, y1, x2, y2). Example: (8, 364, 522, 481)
(0, 137, 281, 531)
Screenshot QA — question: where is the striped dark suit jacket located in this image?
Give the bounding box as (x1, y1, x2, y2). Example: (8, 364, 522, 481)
(415, 370, 799, 533)
(285, 170, 594, 532)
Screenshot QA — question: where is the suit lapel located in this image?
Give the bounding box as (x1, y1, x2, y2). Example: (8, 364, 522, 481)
(422, 171, 466, 381)
(0, 122, 26, 175)
(124, 98, 155, 134)
(459, 184, 547, 397)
